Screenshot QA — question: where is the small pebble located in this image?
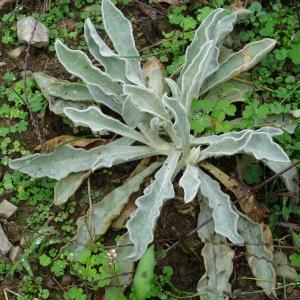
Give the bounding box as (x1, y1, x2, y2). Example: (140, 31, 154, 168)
(0, 199, 17, 218)
(7, 45, 25, 59)
(0, 225, 12, 255)
(17, 16, 49, 48)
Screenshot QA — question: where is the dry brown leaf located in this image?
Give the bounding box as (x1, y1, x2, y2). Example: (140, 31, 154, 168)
(111, 195, 137, 230)
(142, 57, 164, 78)
(34, 135, 106, 151)
(156, 0, 180, 5)
(230, 0, 247, 9)
(263, 224, 274, 253)
(199, 161, 269, 223)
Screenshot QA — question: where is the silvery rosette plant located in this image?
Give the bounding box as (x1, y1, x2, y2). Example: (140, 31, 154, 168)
(10, 0, 299, 298)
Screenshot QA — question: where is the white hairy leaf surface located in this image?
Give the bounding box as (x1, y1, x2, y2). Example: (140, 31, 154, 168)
(199, 130, 290, 163)
(86, 83, 122, 114)
(200, 39, 277, 94)
(33, 72, 93, 102)
(9, 138, 133, 180)
(91, 145, 160, 171)
(55, 40, 122, 97)
(213, 9, 251, 47)
(180, 41, 218, 112)
(9, 144, 109, 180)
(101, 0, 144, 86)
(138, 123, 171, 151)
(64, 106, 148, 144)
(165, 78, 180, 100)
(198, 168, 243, 244)
(179, 164, 201, 203)
(122, 95, 146, 128)
(163, 94, 190, 157)
(84, 18, 129, 84)
(195, 129, 298, 194)
(178, 8, 224, 87)
(54, 171, 90, 205)
(127, 151, 181, 260)
(48, 98, 93, 117)
(191, 127, 283, 146)
(123, 85, 170, 121)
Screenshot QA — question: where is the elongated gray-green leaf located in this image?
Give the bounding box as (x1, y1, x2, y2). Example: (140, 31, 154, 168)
(101, 0, 144, 86)
(179, 164, 201, 203)
(180, 40, 219, 113)
(165, 78, 180, 101)
(198, 130, 299, 194)
(64, 162, 161, 258)
(163, 95, 190, 157)
(138, 123, 171, 151)
(198, 168, 243, 244)
(84, 18, 129, 84)
(178, 8, 224, 87)
(191, 127, 283, 146)
(213, 9, 251, 47)
(197, 199, 234, 300)
(123, 85, 170, 121)
(9, 145, 107, 180)
(237, 212, 276, 296)
(122, 96, 146, 128)
(85, 18, 143, 86)
(86, 83, 122, 114)
(33, 73, 93, 102)
(64, 106, 147, 144)
(92, 145, 160, 171)
(54, 171, 90, 205)
(9, 138, 133, 180)
(146, 65, 164, 97)
(200, 39, 276, 94)
(127, 151, 181, 260)
(49, 98, 93, 117)
(55, 40, 122, 97)
(199, 130, 290, 163)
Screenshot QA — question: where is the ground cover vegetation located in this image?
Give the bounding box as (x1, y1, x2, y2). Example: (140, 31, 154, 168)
(0, 0, 299, 299)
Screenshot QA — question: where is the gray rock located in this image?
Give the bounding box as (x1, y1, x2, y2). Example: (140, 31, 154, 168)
(0, 225, 12, 255)
(0, 199, 17, 218)
(17, 16, 49, 47)
(7, 45, 25, 59)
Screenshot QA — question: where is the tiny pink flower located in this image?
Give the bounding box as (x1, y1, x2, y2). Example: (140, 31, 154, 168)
(107, 249, 117, 261)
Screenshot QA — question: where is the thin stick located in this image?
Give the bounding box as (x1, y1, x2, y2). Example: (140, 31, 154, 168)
(277, 221, 300, 232)
(3, 288, 21, 297)
(52, 276, 66, 294)
(22, 14, 43, 142)
(161, 217, 213, 256)
(251, 159, 300, 192)
(87, 177, 93, 226)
